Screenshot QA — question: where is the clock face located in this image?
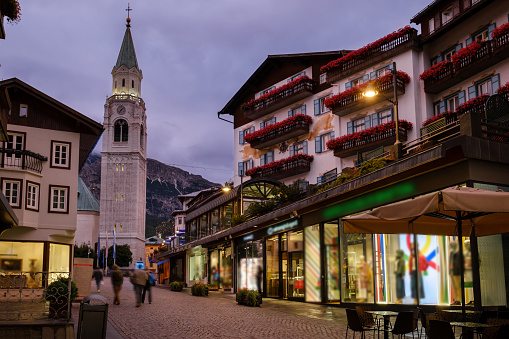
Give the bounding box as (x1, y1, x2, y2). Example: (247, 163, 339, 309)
(117, 105, 126, 115)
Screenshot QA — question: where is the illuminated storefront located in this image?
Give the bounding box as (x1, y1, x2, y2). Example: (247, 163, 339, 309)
(209, 244, 233, 290)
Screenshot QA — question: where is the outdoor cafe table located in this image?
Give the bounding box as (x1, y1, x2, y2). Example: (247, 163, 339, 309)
(442, 309, 482, 321)
(366, 310, 398, 339)
(450, 322, 495, 339)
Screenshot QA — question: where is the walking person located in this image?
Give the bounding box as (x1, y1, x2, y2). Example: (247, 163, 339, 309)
(111, 265, 124, 305)
(142, 270, 155, 304)
(130, 266, 148, 307)
(92, 267, 104, 293)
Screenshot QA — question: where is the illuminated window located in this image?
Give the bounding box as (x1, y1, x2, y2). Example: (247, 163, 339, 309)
(121, 164, 125, 171)
(121, 194, 124, 202)
(116, 164, 119, 171)
(115, 194, 118, 201)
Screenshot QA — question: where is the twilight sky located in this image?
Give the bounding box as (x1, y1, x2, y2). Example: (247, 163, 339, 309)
(1, 0, 431, 184)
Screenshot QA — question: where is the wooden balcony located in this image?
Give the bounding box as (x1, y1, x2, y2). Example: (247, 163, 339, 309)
(331, 79, 406, 118)
(249, 158, 312, 180)
(326, 29, 420, 83)
(248, 120, 310, 149)
(243, 81, 315, 121)
(424, 36, 509, 94)
(332, 128, 408, 158)
(0, 148, 47, 174)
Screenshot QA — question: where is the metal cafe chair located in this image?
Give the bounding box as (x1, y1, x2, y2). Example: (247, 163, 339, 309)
(346, 308, 378, 339)
(428, 319, 455, 339)
(387, 311, 415, 338)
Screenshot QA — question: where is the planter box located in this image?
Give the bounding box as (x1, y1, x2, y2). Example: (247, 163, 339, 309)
(238, 293, 262, 307)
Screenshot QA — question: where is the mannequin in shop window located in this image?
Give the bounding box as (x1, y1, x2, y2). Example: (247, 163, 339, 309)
(449, 241, 461, 305)
(409, 242, 428, 304)
(464, 240, 473, 304)
(394, 249, 405, 304)
(357, 255, 369, 302)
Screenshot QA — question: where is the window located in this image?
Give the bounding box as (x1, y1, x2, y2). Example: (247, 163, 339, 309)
(289, 72, 305, 82)
(122, 78, 125, 87)
(115, 81, 117, 89)
(49, 185, 69, 213)
(19, 104, 28, 117)
(178, 217, 182, 225)
(114, 119, 128, 142)
(115, 193, 118, 201)
(121, 194, 124, 202)
(468, 74, 500, 99)
(351, 77, 364, 87)
(467, 24, 496, 45)
(260, 151, 274, 166)
(446, 94, 460, 111)
(314, 94, 331, 116)
(239, 126, 254, 145)
(132, 80, 134, 88)
(289, 105, 306, 117)
(442, 6, 453, 24)
(51, 141, 71, 169)
(433, 102, 442, 116)
(116, 164, 119, 171)
(477, 79, 493, 96)
(26, 181, 39, 211)
(289, 140, 308, 156)
(429, 18, 435, 34)
(5, 132, 24, 164)
(347, 116, 371, 134)
(260, 117, 276, 129)
(474, 29, 488, 42)
(443, 48, 455, 61)
(372, 107, 393, 126)
(435, 91, 466, 114)
(376, 67, 391, 78)
(317, 169, 337, 185)
(346, 74, 370, 89)
(315, 131, 335, 153)
(259, 86, 275, 97)
(319, 73, 327, 84)
(122, 164, 125, 171)
(2, 179, 22, 208)
(238, 159, 253, 177)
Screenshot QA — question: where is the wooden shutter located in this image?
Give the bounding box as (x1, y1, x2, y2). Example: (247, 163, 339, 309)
(314, 99, 320, 116)
(250, 126, 255, 134)
(260, 122, 264, 129)
(317, 176, 323, 185)
(488, 23, 496, 41)
(330, 131, 335, 139)
(347, 121, 353, 134)
(466, 36, 473, 46)
(271, 117, 276, 124)
(362, 74, 369, 83)
(303, 141, 308, 154)
(238, 162, 244, 176)
(289, 144, 295, 157)
(491, 74, 500, 93)
(455, 43, 463, 53)
(315, 136, 322, 153)
(439, 101, 446, 113)
(239, 130, 244, 145)
(370, 71, 377, 80)
(268, 151, 273, 164)
(371, 113, 379, 127)
(301, 105, 306, 115)
(364, 116, 371, 130)
(345, 82, 352, 90)
(458, 90, 466, 105)
(468, 85, 477, 99)
(288, 110, 293, 117)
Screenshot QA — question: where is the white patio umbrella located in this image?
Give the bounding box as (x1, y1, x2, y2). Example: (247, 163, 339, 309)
(342, 186, 509, 318)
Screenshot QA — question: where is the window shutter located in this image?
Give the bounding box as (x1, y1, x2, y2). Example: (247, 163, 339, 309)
(260, 122, 264, 129)
(345, 82, 352, 90)
(364, 116, 371, 129)
(260, 155, 265, 166)
(301, 105, 306, 115)
(455, 43, 463, 54)
(303, 141, 308, 154)
(288, 110, 293, 117)
(238, 162, 244, 176)
(439, 101, 446, 113)
(250, 126, 255, 134)
(391, 106, 395, 120)
(371, 113, 379, 127)
(466, 36, 473, 46)
(388, 63, 394, 72)
(468, 85, 477, 100)
(487, 23, 496, 41)
(458, 90, 466, 105)
(330, 131, 335, 139)
(362, 74, 369, 83)
(314, 99, 320, 116)
(436, 55, 444, 62)
(289, 144, 295, 157)
(347, 121, 353, 134)
(370, 71, 377, 80)
(271, 117, 276, 124)
(317, 176, 323, 185)
(268, 151, 274, 164)
(315, 136, 322, 153)
(239, 131, 244, 145)
(249, 159, 253, 170)
(491, 74, 500, 93)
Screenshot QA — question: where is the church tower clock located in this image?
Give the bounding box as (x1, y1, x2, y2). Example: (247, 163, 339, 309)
(99, 12, 147, 268)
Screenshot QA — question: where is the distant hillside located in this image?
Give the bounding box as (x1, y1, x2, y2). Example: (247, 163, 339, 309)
(79, 153, 219, 237)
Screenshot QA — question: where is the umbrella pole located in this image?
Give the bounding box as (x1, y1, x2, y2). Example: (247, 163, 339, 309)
(457, 214, 466, 321)
(470, 224, 482, 311)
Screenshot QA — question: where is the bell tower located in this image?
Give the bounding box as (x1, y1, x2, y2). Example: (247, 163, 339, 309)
(99, 11, 147, 269)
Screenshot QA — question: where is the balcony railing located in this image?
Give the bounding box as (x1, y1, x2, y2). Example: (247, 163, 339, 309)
(331, 127, 409, 158)
(247, 119, 311, 149)
(330, 78, 406, 117)
(423, 36, 509, 94)
(326, 29, 420, 83)
(243, 80, 315, 121)
(0, 148, 48, 173)
(248, 156, 312, 180)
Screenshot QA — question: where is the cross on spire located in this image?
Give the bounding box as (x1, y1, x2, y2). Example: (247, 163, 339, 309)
(126, 3, 132, 18)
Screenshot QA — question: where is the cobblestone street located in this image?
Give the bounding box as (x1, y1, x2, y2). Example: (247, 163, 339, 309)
(73, 278, 362, 339)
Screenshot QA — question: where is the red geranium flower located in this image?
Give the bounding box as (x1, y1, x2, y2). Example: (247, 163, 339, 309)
(244, 114, 312, 144)
(419, 60, 452, 81)
(245, 154, 314, 177)
(491, 23, 509, 40)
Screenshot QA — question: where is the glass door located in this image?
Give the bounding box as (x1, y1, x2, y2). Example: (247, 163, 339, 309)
(288, 252, 304, 299)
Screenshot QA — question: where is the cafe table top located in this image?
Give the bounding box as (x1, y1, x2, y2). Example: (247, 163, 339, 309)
(442, 309, 482, 314)
(450, 322, 496, 329)
(365, 311, 399, 317)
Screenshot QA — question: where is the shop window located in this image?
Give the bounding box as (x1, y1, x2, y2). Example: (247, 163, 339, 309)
(324, 221, 341, 302)
(221, 247, 232, 289)
(26, 181, 40, 211)
(265, 235, 280, 298)
(2, 178, 22, 208)
(288, 104, 306, 117)
(49, 243, 71, 278)
(51, 141, 71, 169)
(305, 225, 321, 302)
(237, 239, 263, 291)
(0, 242, 44, 286)
(49, 185, 69, 213)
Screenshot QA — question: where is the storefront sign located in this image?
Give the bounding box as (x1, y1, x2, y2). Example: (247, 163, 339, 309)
(242, 234, 254, 242)
(266, 218, 299, 235)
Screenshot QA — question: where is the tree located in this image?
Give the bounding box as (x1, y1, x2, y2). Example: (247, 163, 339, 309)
(99, 244, 132, 268)
(74, 243, 95, 258)
(155, 219, 175, 238)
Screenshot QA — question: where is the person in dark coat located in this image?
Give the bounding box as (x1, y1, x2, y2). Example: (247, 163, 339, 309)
(92, 268, 104, 293)
(142, 270, 155, 304)
(111, 265, 124, 305)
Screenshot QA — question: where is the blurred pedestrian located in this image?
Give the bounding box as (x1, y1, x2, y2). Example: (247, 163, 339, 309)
(130, 266, 148, 307)
(92, 267, 104, 293)
(111, 265, 124, 305)
(142, 270, 155, 304)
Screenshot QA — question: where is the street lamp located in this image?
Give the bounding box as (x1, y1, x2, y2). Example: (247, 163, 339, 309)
(363, 61, 401, 150)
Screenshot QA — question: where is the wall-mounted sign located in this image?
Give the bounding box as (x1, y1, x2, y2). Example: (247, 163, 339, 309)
(242, 234, 254, 242)
(266, 218, 299, 236)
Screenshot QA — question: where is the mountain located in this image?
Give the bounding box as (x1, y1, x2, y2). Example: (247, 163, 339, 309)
(79, 153, 219, 236)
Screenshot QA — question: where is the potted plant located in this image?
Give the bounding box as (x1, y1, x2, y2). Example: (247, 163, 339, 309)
(191, 282, 209, 296)
(45, 277, 78, 318)
(169, 281, 183, 291)
(236, 289, 262, 307)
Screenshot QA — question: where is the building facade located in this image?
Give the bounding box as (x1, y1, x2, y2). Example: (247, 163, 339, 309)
(99, 16, 147, 269)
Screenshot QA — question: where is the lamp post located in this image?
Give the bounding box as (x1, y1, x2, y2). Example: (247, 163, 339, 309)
(363, 61, 401, 156)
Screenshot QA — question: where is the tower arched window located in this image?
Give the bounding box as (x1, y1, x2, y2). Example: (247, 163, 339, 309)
(140, 125, 144, 147)
(114, 119, 128, 142)
(122, 78, 125, 87)
(132, 80, 135, 88)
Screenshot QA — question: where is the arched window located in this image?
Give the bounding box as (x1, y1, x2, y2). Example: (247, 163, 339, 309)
(132, 80, 135, 88)
(140, 125, 144, 147)
(122, 78, 125, 87)
(114, 119, 128, 142)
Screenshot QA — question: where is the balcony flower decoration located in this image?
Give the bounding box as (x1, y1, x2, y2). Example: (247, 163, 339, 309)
(419, 60, 452, 81)
(1, 0, 21, 23)
(323, 71, 411, 110)
(243, 114, 312, 144)
(320, 26, 414, 74)
(326, 120, 413, 151)
(245, 153, 314, 177)
(496, 82, 509, 95)
(491, 22, 509, 40)
(241, 76, 315, 111)
(451, 41, 483, 67)
(422, 111, 457, 127)
(455, 94, 489, 115)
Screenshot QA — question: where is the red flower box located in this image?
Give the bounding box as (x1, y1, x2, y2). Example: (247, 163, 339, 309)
(455, 94, 489, 115)
(451, 41, 483, 67)
(244, 114, 312, 144)
(419, 60, 452, 81)
(422, 111, 457, 127)
(245, 154, 313, 178)
(491, 22, 509, 41)
(496, 82, 509, 95)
